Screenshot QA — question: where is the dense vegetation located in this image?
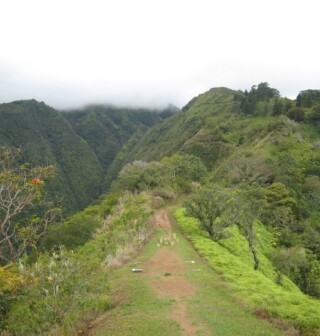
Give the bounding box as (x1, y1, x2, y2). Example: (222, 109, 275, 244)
(1, 83, 320, 334)
(111, 84, 318, 297)
(0, 100, 175, 214)
(64, 104, 177, 189)
(175, 209, 320, 334)
(0, 100, 102, 213)
(1, 191, 154, 334)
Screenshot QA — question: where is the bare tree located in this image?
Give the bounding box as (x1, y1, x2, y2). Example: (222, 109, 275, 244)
(0, 146, 58, 263)
(225, 154, 273, 186)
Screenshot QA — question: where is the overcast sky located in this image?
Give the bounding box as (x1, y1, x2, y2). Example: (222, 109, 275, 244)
(1, 0, 320, 109)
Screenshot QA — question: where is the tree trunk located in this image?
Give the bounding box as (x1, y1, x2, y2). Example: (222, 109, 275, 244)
(247, 224, 259, 270)
(251, 245, 259, 270)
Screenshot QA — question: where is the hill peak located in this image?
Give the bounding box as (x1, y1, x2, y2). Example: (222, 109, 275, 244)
(182, 86, 237, 112)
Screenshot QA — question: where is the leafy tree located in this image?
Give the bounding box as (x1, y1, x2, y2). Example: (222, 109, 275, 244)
(240, 96, 256, 115)
(265, 182, 296, 207)
(301, 176, 320, 213)
(162, 154, 207, 191)
(254, 82, 280, 101)
(303, 224, 320, 256)
(296, 90, 320, 108)
(263, 182, 302, 247)
(308, 104, 320, 123)
(270, 246, 308, 284)
(232, 186, 266, 270)
(224, 153, 273, 186)
(270, 247, 320, 297)
(287, 107, 305, 122)
(113, 154, 206, 193)
(240, 83, 280, 115)
(272, 99, 284, 115)
(184, 187, 230, 241)
(265, 182, 297, 224)
(112, 161, 167, 192)
(0, 146, 59, 263)
(284, 98, 294, 112)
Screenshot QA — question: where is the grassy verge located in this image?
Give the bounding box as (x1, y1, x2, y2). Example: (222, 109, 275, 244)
(174, 208, 320, 335)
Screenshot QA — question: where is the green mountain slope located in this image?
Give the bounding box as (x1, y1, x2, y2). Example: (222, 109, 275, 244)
(128, 87, 237, 166)
(0, 101, 175, 213)
(0, 100, 102, 213)
(64, 104, 176, 188)
(118, 84, 320, 300)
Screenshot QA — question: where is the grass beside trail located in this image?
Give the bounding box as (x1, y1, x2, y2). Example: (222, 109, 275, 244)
(169, 226, 285, 336)
(174, 208, 320, 336)
(92, 227, 286, 336)
(92, 234, 181, 336)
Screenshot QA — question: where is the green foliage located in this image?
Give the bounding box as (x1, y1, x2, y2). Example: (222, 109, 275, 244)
(264, 182, 298, 230)
(42, 193, 118, 250)
(231, 186, 267, 270)
(265, 182, 296, 208)
(5, 247, 110, 335)
(128, 88, 236, 163)
(240, 83, 280, 115)
(223, 151, 273, 186)
(0, 100, 103, 214)
(270, 246, 320, 298)
(308, 104, 320, 123)
(95, 193, 153, 267)
(272, 98, 284, 116)
(288, 107, 305, 122)
(3, 191, 154, 335)
(112, 154, 206, 193)
(161, 154, 207, 191)
(251, 82, 280, 101)
(112, 161, 165, 192)
(64, 105, 175, 174)
(0, 146, 60, 263)
(0, 100, 172, 214)
(0, 264, 26, 330)
(297, 89, 320, 108)
(175, 208, 320, 335)
(184, 187, 231, 241)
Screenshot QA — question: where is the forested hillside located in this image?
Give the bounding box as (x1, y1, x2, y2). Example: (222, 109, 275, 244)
(126, 87, 237, 164)
(63, 104, 176, 189)
(0, 100, 174, 213)
(0, 100, 102, 213)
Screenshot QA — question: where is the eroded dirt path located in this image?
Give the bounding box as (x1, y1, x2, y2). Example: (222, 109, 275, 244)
(144, 210, 207, 335)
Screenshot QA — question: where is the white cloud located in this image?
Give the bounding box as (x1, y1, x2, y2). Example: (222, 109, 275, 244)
(0, 0, 320, 108)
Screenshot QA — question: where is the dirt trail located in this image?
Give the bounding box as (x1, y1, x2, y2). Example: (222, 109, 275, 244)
(87, 210, 285, 336)
(143, 210, 207, 335)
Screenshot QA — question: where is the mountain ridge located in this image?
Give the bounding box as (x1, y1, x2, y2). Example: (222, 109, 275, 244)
(0, 99, 175, 213)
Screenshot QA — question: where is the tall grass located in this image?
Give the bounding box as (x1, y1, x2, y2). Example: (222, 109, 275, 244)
(2, 192, 154, 335)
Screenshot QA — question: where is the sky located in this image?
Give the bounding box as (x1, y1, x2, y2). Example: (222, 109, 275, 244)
(1, 0, 320, 109)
